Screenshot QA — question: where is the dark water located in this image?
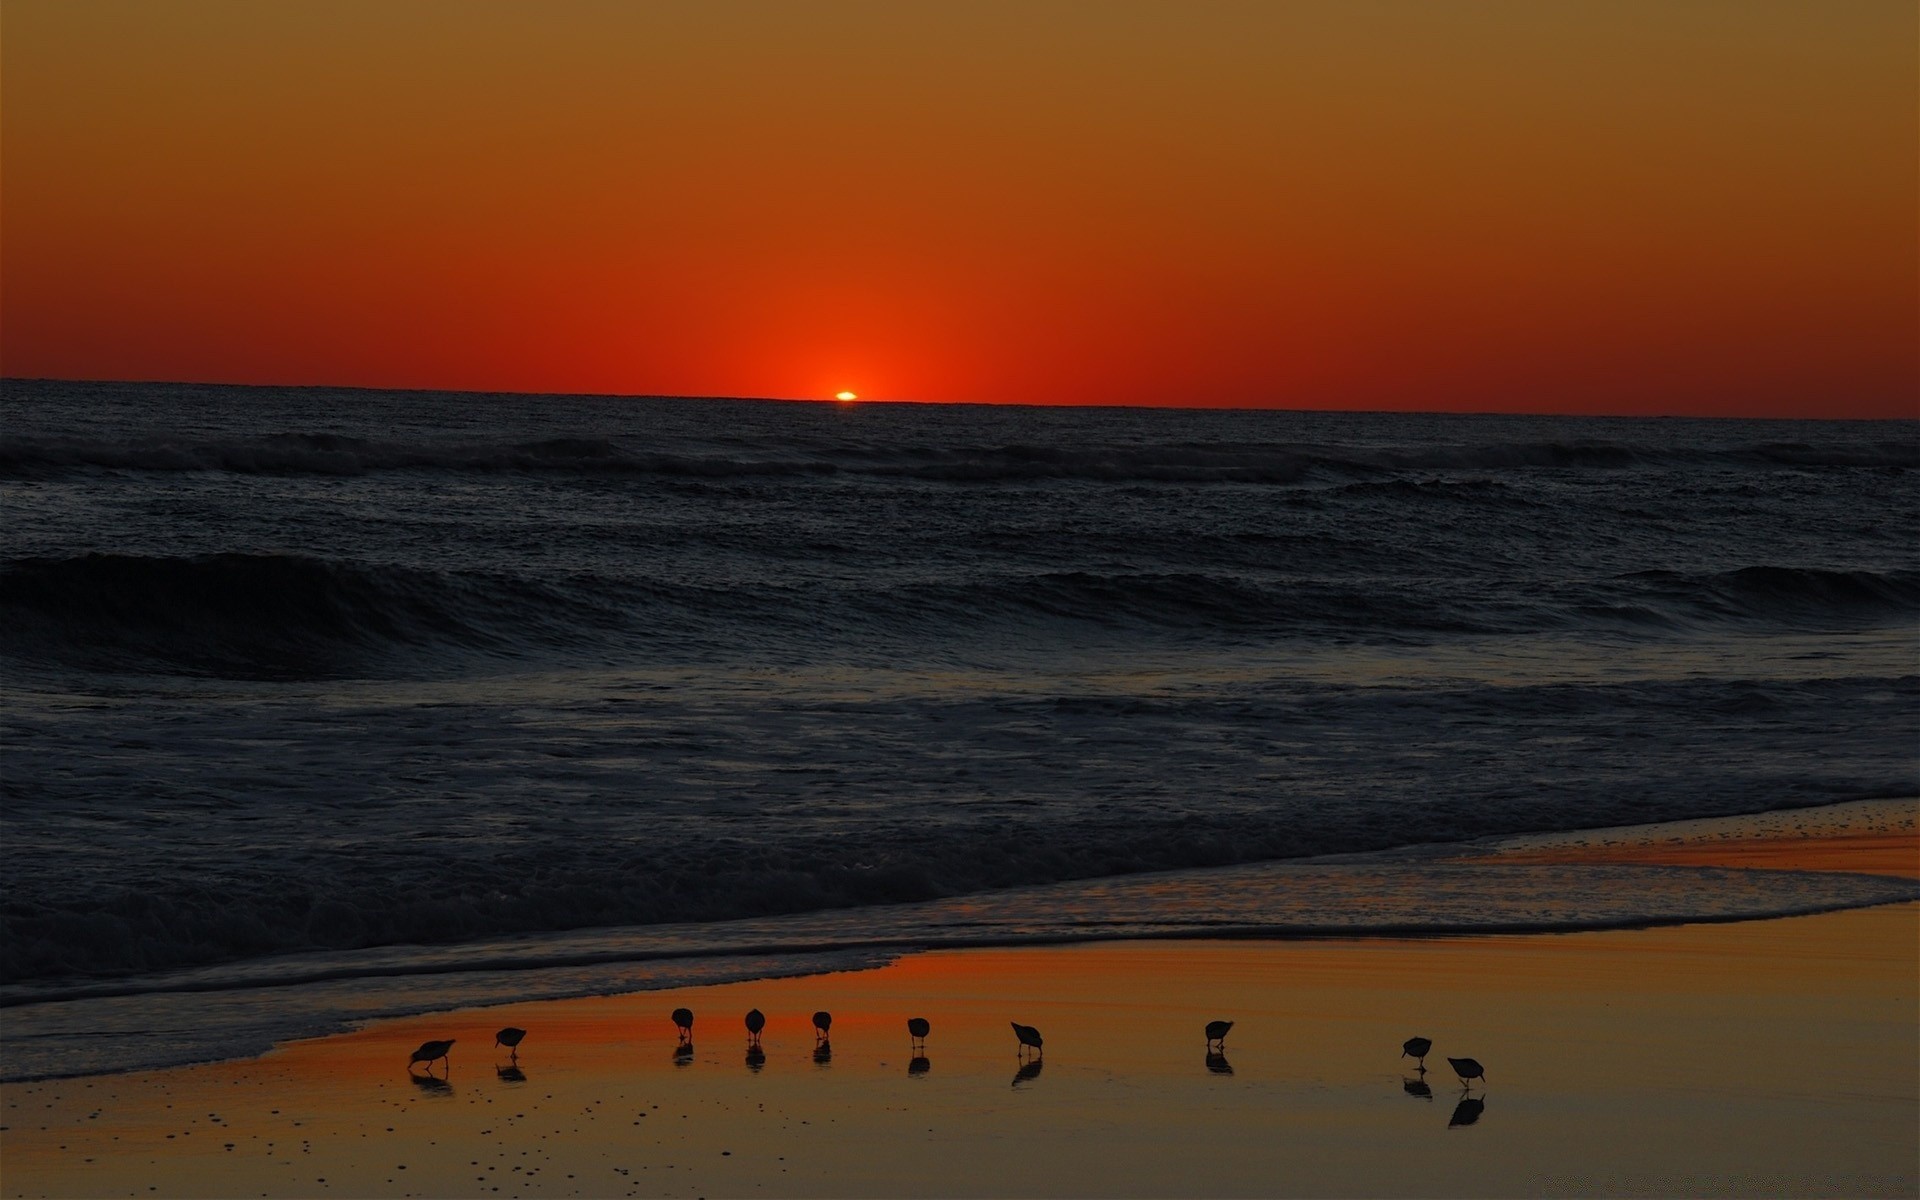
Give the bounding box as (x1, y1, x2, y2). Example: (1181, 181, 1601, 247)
(3, 379, 1916, 1000)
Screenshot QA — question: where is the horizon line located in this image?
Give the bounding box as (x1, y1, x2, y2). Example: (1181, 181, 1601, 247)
(3, 375, 1912, 423)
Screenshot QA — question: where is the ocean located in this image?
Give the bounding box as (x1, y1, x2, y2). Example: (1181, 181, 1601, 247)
(2, 378, 1915, 1079)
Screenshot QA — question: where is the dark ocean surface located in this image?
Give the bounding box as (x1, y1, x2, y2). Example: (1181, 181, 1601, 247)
(2, 379, 1915, 1074)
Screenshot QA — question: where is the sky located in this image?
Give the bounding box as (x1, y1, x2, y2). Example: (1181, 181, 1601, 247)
(3, 0, 1915, 416)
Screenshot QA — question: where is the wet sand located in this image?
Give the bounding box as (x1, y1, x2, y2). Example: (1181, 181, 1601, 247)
(3, 818, 1915, 1198)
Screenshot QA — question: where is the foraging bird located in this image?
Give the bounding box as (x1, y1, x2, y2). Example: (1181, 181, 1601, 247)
(812, 1011, 832, 1041)
(494, 1027, 526, 1059)
(745, 1008, 766, 1046)
(672, 1007, 694, 1043)
(1402, 1036, 1433, 1070)
(906, 1017, 930, 1051)
(408, 1039, 455, 1073)
(1447, 1056, 1487, 1087)
(1205, 1020, 1234, 1052)
(1011, 1021, 1044, 1058)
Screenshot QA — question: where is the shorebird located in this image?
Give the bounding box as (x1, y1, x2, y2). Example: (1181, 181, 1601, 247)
(1205, 1020, 1234, 1052)
(907, 1017, 930, 1051)
(494, 1027, 526, 1060)
(812, 1011, 832, 1042)
(1402, 1036, 1433, 1070)
(745, 1008, 766, 1047)
(1447, 1056, 1486, 1088)
(672, 1007, 694, 1043)
(408, 1039, 455, 1073)
(1011, 1021, 1043, 1059)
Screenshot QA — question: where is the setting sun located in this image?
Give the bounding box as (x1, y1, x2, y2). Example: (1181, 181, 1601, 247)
(835, 391, 857, 402)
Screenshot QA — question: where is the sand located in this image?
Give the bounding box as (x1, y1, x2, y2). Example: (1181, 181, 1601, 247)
(3, 817, 1915, 1198)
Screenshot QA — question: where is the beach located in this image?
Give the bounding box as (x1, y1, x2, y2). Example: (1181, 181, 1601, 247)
(4, 811, 1914, 1199)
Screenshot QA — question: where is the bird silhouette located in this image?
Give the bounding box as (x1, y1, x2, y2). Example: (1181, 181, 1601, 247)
(907, 1017, 930, 1052)
(494, 1027, 526, 1060)
(1402, 1036, 1433, 1071)
(408, 1039, 455, 1074)
(1448, 1095, 1486, 1127)
(1011, 1022, 1043, 1059)
(1205, 1020, 1234, 1052)
(672, 1007, 694, 1044)
(812, 1011, 832, 1042)
(745, 1008, 766, 1047)
(1447, 1056, 1486, 1088)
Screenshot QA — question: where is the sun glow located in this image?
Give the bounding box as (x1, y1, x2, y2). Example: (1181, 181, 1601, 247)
(835, 391, 857, 402)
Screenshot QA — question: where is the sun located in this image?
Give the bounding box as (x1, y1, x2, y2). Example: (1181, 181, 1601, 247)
(834, 391, 857, 402)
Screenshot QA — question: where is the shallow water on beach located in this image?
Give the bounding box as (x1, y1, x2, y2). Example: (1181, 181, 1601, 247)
(3, 381, 1916, 1074)
(2, 802, 1914, 1081)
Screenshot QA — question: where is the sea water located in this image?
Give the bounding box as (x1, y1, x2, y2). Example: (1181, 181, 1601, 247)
(2, 380, 1914, 1077)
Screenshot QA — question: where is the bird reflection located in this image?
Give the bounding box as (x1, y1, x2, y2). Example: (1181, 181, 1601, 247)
(1205, 1052, 1234, 1076)
(1448, 1095, 1485, 1128)
(409, 1073, 452, 1095)
(813, 1039, 832, 1065)
(672, 1042, 694, 1066)
(1012, 1059, 1044, 1087)
(908, 1056, 931, 1076)
(745, 1045, 766, 1071)
(495, 1065, 527, 1084)
(1402, 1076, 1432, 1100)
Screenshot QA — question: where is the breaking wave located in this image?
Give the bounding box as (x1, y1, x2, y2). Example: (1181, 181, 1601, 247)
(4, 553, 1915, 680)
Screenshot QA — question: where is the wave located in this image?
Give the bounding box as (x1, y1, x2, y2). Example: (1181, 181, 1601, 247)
(5, 431, 1915, 483)
(5, 554, 1915, 681)
(0, 552, 636, 678)
(1620, 566, 1920, 627)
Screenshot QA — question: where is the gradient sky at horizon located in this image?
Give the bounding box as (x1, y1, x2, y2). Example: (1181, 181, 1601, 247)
(3, 0, 1915, 416)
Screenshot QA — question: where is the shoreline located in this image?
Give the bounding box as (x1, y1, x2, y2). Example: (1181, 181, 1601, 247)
(4, 906, 1913, 1197)
(1, 797, 1914, 1085)
(3, 804, 1917, 1196)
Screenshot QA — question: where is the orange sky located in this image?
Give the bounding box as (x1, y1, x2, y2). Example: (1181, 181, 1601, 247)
(3, 0, 1915, 415)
